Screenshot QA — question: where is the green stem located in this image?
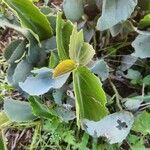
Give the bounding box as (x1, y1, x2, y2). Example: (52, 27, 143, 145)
(29, 121, 41, 150)
(109, 78, 123, 111)
(1, 129, 7, 150)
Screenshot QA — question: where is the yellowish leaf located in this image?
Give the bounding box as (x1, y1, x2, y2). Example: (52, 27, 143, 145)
(53, 59, 76, 77)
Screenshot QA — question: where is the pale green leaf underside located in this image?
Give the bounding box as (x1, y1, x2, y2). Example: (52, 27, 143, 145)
(63, 0, 84, 22)
(4, 98, 36, 122)
(82, 111, 134, 144)
(91, 59, 109, 81)
(132, 34, 150, 58)
(97, 0, 137, 30)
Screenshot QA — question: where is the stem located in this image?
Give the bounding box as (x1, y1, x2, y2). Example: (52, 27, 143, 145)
(93, 33, 97, 51)
(109, 78, 123, 111)
(139, 104, 150, 111)
(101, 42, 131, 59)
(1, 129, 8, 150)
(142, 83, 145, 99)
(29, 121, 41, 150)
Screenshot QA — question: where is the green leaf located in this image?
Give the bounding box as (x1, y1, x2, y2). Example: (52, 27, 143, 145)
(78, 43, 95, 65)
(139, 14, 150, 29)
(73, 66, 108, 123)
(132, 111, 150, 135)
(4, 40, 22, 60)
(49, 51, 59, 69)
(128, 134, 147, 150)
(77, 133, 89, 150)
(56, 12, 73, 60)
(132, 34, 150, 58)
(138, 0, 150, 11)
(40, 6, 52, 15)
(47, 15, 56, 33)
(143, 75, 150, 85)
(0, 132, 5, 150)
(63, 130, 76, 145)
(0, 112, 9, 127)
(43, 118, 60, 132)
(63, 0, 84, 22)
(27, 40, 47, 66)
(29, 96, 56, 119)
(97, 0, 137, 30)
(69, 25, 84, 61)
(3, 0, 53, 41)
(69, 25, 95, 65)
(27, 41, 41, 65)
(4, 98, 36, 122)
(4, 39, 26, 64)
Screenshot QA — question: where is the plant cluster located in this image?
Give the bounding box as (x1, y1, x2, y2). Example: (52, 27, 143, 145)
(0, 0, 150, 149)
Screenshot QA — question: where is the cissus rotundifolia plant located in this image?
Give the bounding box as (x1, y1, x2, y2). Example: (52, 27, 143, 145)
(1, 0, 142, 146)
(19, 13, 109, 126)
